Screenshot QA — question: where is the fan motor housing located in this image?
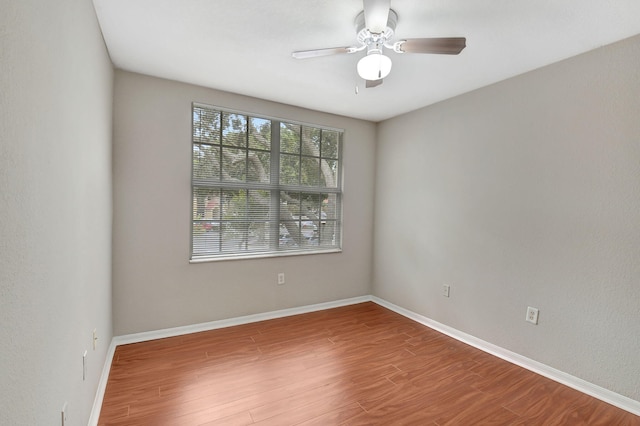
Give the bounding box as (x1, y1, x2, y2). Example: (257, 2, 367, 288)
(355, 9, 398, 46)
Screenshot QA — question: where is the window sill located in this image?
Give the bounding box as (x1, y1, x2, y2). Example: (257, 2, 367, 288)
(189, 248, 342, 263)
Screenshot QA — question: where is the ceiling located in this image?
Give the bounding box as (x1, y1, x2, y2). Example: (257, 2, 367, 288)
(92, 0, 640, 122)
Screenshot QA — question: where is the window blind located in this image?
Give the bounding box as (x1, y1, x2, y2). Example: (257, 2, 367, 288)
(191, 103, 342, 260)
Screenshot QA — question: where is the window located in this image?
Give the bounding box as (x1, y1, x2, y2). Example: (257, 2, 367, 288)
(191, 103, 342, 260)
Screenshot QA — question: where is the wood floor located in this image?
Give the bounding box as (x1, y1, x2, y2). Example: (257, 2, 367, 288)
(99, 302, 639, 425)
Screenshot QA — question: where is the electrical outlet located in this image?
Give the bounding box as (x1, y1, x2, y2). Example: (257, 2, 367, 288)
(526, 306, 539, 324)
(442, 284, 450, 297)
(93, 328, 98, 350)
(277, 272, 285, 285)
(61, 402, 68, 426)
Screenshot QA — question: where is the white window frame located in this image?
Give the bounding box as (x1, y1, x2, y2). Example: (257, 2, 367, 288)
(190, 102, 343, 262)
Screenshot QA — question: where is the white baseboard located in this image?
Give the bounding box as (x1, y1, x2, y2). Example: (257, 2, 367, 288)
(113, 295, 372, 346)
(88, 294, 639, 423)
(371, 296, 640, 417)
(88, 338, 117, 426)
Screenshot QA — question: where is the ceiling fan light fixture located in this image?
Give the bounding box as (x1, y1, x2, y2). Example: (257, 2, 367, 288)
(357, 52, 392, 81)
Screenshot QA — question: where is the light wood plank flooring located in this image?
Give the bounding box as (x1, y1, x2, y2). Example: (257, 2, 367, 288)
(99, 302, 639, 425)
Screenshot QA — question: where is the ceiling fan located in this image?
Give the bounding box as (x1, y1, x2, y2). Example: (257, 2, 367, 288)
(292, 0, 466, 88)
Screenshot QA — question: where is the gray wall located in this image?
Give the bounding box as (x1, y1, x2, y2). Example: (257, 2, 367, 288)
(373, 35, 640, 401)
(0, 0, 113, 424)
(112, 71, 376, 335)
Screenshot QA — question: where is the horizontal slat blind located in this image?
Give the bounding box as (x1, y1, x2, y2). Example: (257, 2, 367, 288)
(192, 103, 342, 260)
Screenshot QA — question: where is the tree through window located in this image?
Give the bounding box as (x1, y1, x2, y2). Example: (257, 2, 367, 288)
(191, 103, 342, 260)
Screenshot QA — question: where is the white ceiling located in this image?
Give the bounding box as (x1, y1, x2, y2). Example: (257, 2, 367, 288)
(93, 0, 640, 122)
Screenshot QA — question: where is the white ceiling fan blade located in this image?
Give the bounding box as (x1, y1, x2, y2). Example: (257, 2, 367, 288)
(365, 79, 383, 88)
(363, 0, 390, 33)
(395, 38, 467, 55)
(292, 46, 355, 59)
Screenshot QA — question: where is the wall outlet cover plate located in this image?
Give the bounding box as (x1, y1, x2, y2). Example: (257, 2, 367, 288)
(526, 306, 539, 324)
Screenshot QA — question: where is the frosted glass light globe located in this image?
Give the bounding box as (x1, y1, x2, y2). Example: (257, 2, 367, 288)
(357, 53, 392, 80)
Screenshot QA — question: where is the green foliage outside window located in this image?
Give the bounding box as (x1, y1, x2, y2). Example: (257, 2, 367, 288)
(191, 103, 342, 259)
